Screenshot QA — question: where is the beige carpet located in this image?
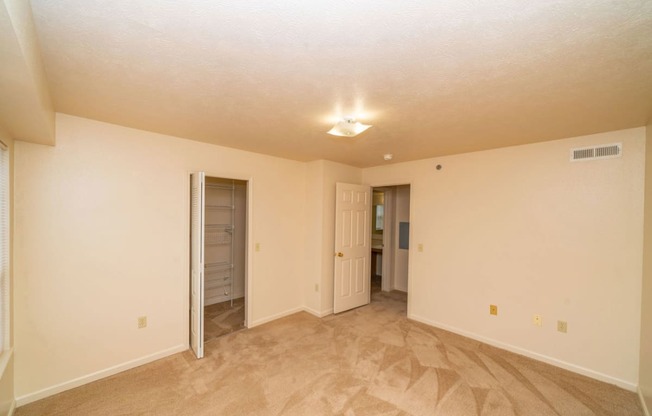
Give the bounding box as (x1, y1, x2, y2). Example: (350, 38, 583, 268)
(204, 297, 245, 342)
(17, 291, 642, 415)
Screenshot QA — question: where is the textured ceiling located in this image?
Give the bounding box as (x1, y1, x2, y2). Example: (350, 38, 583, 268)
(30, 0, 652, 167)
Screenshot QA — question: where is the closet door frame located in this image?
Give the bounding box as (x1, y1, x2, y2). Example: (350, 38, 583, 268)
(188, 171, 252, 348)
(190, 172, 205, 359)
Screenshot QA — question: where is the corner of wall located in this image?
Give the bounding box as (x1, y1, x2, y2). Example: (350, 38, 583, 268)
(0, 0, 55, 145)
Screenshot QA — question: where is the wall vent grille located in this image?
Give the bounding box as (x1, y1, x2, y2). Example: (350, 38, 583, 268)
(570, 143, 622, 162)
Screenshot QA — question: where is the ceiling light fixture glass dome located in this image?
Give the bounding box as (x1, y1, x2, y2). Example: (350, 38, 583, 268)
(327, 116, 372, 137)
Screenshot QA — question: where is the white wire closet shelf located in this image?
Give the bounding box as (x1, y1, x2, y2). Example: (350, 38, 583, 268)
(206, 205, 234, 210)
(204, 178, 236, 306)
(205, 183, 235, 190)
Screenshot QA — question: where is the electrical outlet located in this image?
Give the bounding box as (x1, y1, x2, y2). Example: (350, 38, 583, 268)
(557, 320, 568, 333)
(314, 284, 319, 292)
(489, 305, 498, 316)
(255, 243, 261, 252)
(137, 316, 147, 329)
(533, 314, 542, 327)
(418, 244, 424, 252)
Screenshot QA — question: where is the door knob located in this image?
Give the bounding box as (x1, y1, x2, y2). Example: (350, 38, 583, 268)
(336, 252, 344, 257)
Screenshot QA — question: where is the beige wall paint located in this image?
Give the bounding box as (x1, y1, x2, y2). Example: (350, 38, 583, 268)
(362, 128, 645, 389)
(14, 114, 307, 401)
(303, 161, 324, 316)
(0, 126, 14, 415)
(640, 121, 652, 413)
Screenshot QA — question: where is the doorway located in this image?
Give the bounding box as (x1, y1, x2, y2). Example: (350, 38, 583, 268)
(203, 177, 247, 342)
(371, 185, 410, 302)
(190, 172, 249, 359)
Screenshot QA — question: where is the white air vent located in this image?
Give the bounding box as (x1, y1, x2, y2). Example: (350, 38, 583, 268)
(570, 143, 622, 162)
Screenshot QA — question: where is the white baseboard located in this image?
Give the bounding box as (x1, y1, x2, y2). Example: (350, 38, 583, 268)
(302, 306, 321, 318)
(303, 306, 333, 318)
(16, 344, 187, 407)
(640, 387, 651, 416)
(248, 306, 304, 328)
(409, 314, 637, 392)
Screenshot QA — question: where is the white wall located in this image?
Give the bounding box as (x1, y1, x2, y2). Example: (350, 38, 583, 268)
(362, 128, 645, 390)
(14, 114, 306, 402)
(640, 121, 652, 413)
(303, 161, 325, 316)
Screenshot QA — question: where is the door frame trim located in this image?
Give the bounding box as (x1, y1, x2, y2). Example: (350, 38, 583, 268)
(367, 181, 412, 316)
(203, 172, 253, 329)
(186, 172, 254, 348)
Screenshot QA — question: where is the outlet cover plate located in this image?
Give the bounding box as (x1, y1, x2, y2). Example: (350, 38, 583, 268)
(533, 314, 542, 326)
(557, 320, 568, 333)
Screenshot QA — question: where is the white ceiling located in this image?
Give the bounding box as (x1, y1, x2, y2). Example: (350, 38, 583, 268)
(30, 0, 652, 167)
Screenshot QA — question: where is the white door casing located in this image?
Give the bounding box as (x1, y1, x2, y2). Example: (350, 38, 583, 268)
(190, 172, 205, 359)
(333, 183, 371, 314)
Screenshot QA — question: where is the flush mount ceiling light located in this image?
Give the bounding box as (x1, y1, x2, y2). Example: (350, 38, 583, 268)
(327, 116, 372, 137)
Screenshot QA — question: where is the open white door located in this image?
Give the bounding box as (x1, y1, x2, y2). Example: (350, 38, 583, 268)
(190, 172, 205, 359)
(333, 182, 372, 314)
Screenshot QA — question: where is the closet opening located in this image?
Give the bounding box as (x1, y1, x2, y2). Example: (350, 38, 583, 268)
(203, 177, 247, 343)
(190, 173, 249, 359)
